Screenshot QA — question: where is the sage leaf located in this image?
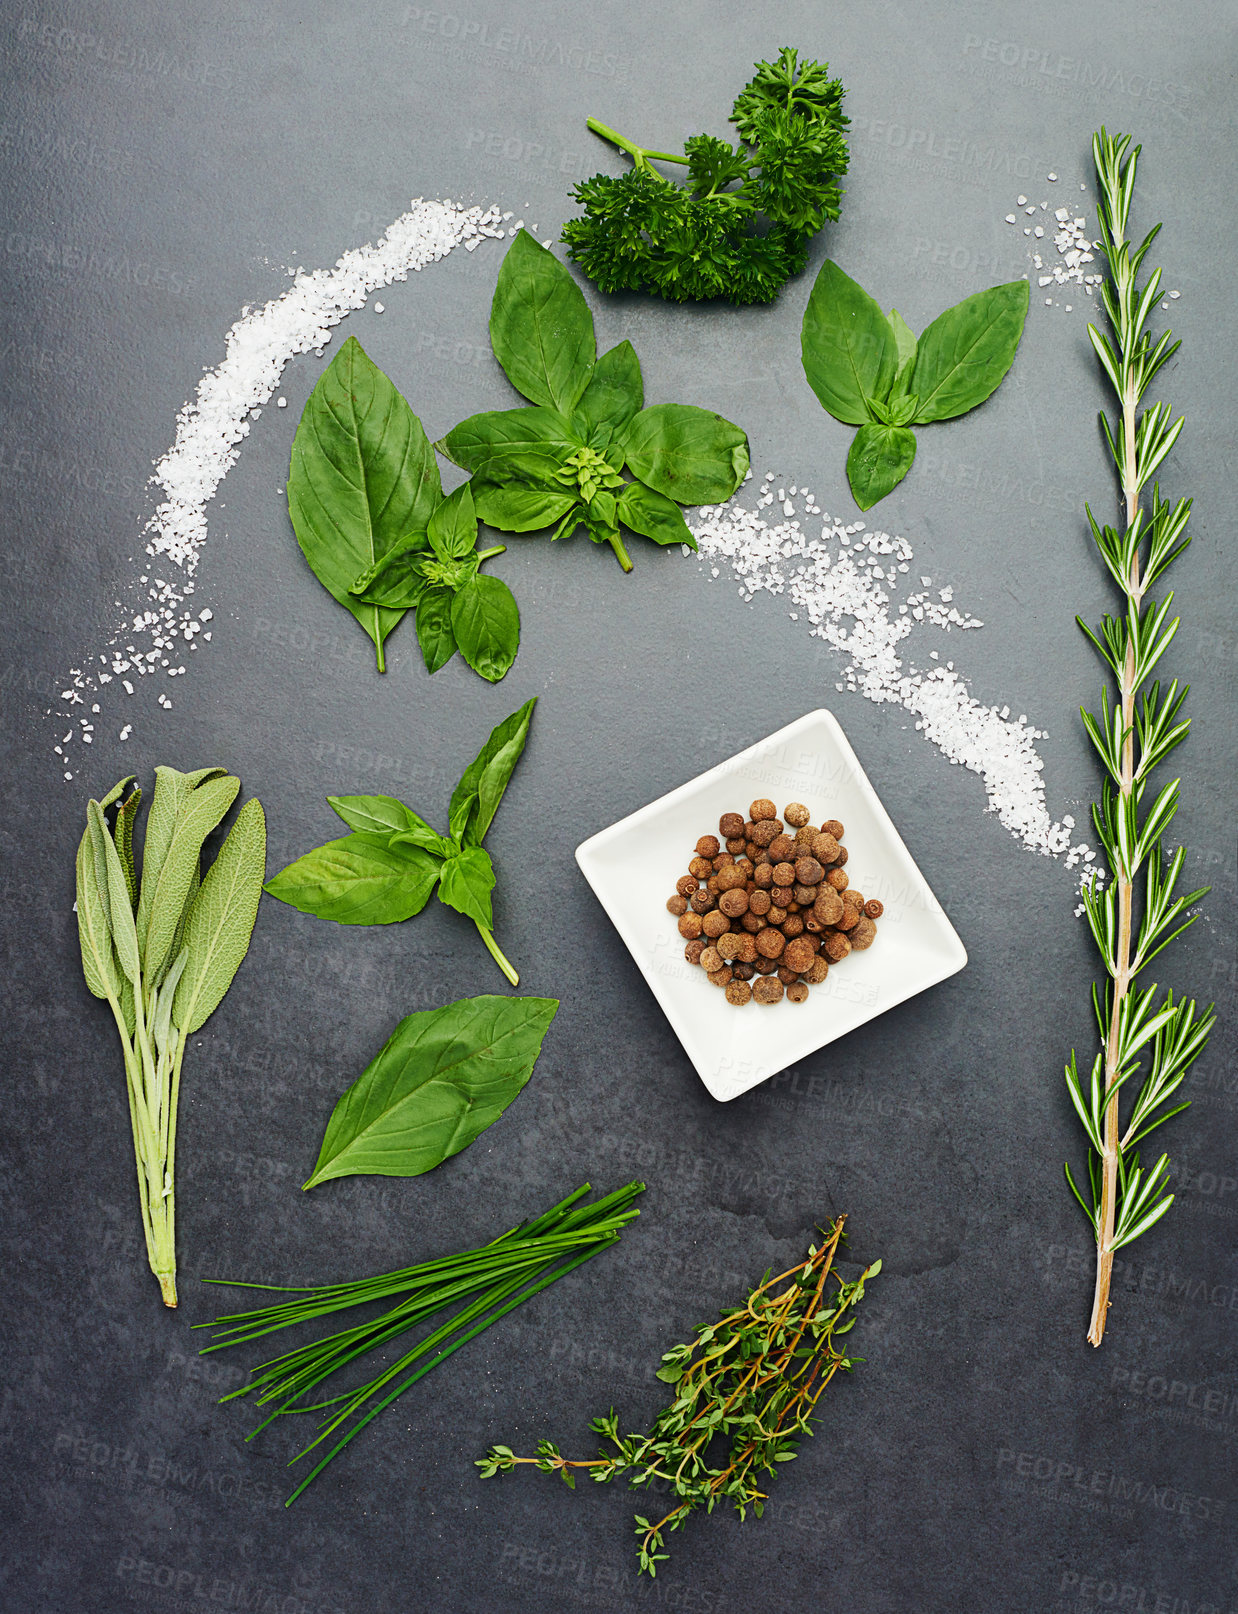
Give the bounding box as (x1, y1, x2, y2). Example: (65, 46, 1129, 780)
(151, 948, 189, 1057)
(574, 339, 643, 442)
(617, 482, 696, 548)
(288, 335, 442, 671)
(172, 799, 266, 1035)
(265, 833, 442, 925)
(800, 260, 897, 426)
(89, 800, 140, 984)
(414, 585, 457, 675)
(448, 697, 537, 846)
(76, 820, 122, 1002)
(136, 766, 226, 949)
(302, 994, 559, 1188)
(141, 773, 241, 987)
(113, 784, 142, 907)
(846, 424, 917, 510)
(438, 845, 497, 930)
(329, 795, 452, 856)
(620, 404, 750, 504)
(427, 482, 479, 561)
(451, 574, 520, 683)
(911, 280, 1029, 422)
(490, 230, 595, 413)
(436, 406, 581, 484)
(472, 482, 578, 532)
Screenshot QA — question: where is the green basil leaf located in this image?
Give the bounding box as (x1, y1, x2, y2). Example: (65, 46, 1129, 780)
(471, 481, 579, 534)
(288, 336, 442, 670)
(415, 586, 457, 675)
(886, 393, 918, 427)
(846, 424, 917, 511)
(264, 832, 441, 925)
(436, 406, 580, 484)
(438, 844, 497, 930)
(573, 339, 643, 442)
(617, 482, 697, 549)
(302, 993, 558, 1188)
(448, 697, 536, 847)
(348, 529, 430, 604)
(451, 574, 520, 683)
(141, 774, 241, 987)
(490, 230, 595, 413)
(171, 798, 266, 1035)
(888, 308, 917, 396)
(911, 280, 1029, 423)
(328, 795, 453, 856)
(427, 482, 479, 560)
(800, 261, 898, 426)
(619, 404, 749, 505)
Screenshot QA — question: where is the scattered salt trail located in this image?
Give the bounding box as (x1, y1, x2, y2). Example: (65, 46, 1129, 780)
(691, 485, 1096, 869)
(53, 198, 506, 763)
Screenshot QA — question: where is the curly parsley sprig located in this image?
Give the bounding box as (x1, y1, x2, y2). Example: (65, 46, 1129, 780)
(561, 48, 849, 306)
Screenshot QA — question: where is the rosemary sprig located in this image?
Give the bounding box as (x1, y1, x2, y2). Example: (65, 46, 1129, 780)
(479, 1217, 879, 1574)
(198, 1182, 645, 1503)
(1064, 128, 1215, 1346)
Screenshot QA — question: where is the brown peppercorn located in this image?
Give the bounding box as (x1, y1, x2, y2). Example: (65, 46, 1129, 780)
(689, 856, 713, 880)
(714, 932, 742, 962)
(772, 861, 796, 887)
(734, 932, 757, 964)
(699, 946, 723, 974)
(741, 912, 765, 934)
(826, 867, 849, 891)
(696, 834, 721, 859)
(735, 857, 755, 877)
(783, 936, 816, 973)
(707, 966, 733, 988)
(787, 981, 810, 1003)
(849, 916, 878, 951)
(726, 837, 746, 856)
(750, 798, 777, 822)
(782, 913, 805, 939)
(795, 856, 825, 886)
(804, 955, 830, 984)
(719, 811, 746, 839)
(794, 823, 818, 845)
(750, 819, 782, 848)
(752, 955, 778, 975)
(822, 819, 845, 839)
(755, 928, 785, 960)
(768, 834, 797, 863)
(835, 846, 849, 866)
(684, 938, 706, 965)
(771, 886, 794, 908)
(766, 904, 788, 925)
(822, 931, 852, 962)
(805, 916, 823, 934)
(667, 894, 689, 916)
(786, 901, 801, 915)
(707, 876, 721, 895)
(745, 841, 760, 861)
(719, 888, 749, 919)
(842, 888, 863, 909)
(753, 864, 774, 889)
(745, 879, 757, 895)
(811, 831, 841, 864)
(712, 852, 735, 871)
(702, 910, 730, 939)
(725, 979, 752, 1006)
(752, 976, 784, 1005)
(792, 884, 819, 907)
(864, 899, 884, 919)
(783, 801, 810, 828)
(732, 962, 755, 981)
(678, 912, 702, 940)
(676, 874, 698, 898)
(836, 905, 859, 932)
(690, 888, 715, 914)
(716, 864, 746, 892)
(777, 965, 798, 985)
(813, 887, 844, 926)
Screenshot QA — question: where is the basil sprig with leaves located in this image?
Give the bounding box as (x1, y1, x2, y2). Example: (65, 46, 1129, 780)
(800, 260, 1029, 509)
(437, 230, 750, 572)
(287, 336, 519, 680)
(303, 994, 558, 1188)
(265, 699, 535, 984)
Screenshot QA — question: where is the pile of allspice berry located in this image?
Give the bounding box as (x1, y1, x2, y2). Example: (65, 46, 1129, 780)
(667, 799, 883, 1007)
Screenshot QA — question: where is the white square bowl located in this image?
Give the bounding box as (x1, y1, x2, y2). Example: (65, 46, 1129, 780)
(574, 709, 967, 1102)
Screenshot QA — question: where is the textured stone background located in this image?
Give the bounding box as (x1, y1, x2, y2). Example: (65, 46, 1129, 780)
(2, 2, 1234, 1609)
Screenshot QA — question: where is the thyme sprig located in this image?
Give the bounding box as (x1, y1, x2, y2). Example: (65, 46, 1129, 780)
(479, 1217, 878, 1574)
(1064, 129, 1215, 1346)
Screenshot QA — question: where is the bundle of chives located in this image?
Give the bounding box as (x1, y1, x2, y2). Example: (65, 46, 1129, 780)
(196, 1181, 644, 1505)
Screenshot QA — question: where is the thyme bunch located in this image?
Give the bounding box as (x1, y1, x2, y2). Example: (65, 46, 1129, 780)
(1064, 129, 1214, 1346)
(479, 1218, 878, 1573)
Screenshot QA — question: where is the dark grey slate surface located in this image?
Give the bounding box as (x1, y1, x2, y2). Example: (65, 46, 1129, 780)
(1, 2, 1234, 1610)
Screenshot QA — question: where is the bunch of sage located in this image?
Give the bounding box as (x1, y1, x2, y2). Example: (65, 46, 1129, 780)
(287, 336, 518, 680)
(800, 260, 1028, 509)
(437, 230, 750, 572)
(75, 768, 266, 1306)
(265, 698, 535, 984)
